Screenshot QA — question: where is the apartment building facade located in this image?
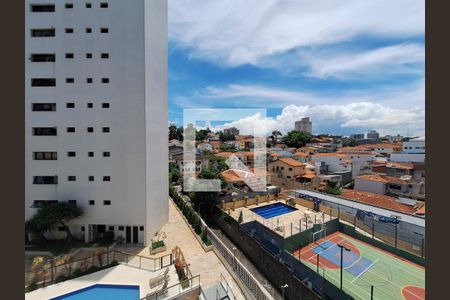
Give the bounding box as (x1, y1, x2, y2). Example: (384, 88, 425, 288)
(25, 0, 168, 245)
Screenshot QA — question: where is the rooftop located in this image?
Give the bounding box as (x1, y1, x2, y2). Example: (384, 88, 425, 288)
(341, 189, 417, 214)
(356, 174, 408, 185)
(275, 157, 305, 167)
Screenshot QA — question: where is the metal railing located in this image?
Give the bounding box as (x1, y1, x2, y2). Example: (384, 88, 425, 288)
(25, 250, 173, 288)
(142, 275, 201, 300)
(207, 228, 275, 300)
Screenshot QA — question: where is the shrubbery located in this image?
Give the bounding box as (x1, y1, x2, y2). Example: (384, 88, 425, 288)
(170, 184, 211, 246)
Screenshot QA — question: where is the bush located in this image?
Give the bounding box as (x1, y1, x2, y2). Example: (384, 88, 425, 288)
(71, 268, 83, 278)
(54, 274, 68, 283)
(110, 260, 119, 266)
(85, 265, 100, 274)
(151, 240, 165, 249)
(25, 281, 38, 293)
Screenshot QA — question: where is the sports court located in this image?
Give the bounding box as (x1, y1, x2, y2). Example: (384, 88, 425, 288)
(294, 231, 425, 300)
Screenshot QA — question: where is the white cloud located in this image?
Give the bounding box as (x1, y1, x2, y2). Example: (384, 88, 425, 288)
(302, 43, 424, 79)
(207, 103, 424, 137)
(174, 79, 425, 110)
(169, 0, 424, 70)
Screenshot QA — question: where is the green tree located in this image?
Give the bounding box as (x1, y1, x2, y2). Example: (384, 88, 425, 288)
(169, 162, 180, 184)
(283, 130, 312, 148)
(26, 202, 83, 245)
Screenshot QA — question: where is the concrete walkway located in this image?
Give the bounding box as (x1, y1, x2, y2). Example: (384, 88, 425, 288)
(116, 199, 246, 299)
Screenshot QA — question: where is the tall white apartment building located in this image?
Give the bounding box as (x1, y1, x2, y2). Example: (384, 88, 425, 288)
(25, 0, 168, 245)
(295, 117, 312, 134)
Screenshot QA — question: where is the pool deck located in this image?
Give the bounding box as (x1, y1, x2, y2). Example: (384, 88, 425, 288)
(25, 264, 181, 300)
(228, 199, 334, 238)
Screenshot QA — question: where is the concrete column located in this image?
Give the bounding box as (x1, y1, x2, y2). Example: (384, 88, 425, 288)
(84, 224, 90, 243)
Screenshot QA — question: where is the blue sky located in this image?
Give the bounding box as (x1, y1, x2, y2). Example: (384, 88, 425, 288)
(168, 0, 424, 137)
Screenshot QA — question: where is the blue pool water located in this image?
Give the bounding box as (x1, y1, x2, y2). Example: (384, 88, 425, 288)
(250, 203, 297, 219)
(50, 284, 140, 300)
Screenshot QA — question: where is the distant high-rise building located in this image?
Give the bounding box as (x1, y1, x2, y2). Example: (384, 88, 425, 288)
(295, 117, 312, 134)
(367, 130, 380, 139)
(350, 133, 364, 140)
(224, 127, 239, 136)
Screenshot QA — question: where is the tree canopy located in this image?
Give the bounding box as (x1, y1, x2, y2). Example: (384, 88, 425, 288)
(26, 202, 83, 244)
(282, 130, 312, 148)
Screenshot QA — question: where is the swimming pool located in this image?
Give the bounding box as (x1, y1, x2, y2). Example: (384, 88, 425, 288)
(50, 284, 140, 300)
(250, 202, 297, 219)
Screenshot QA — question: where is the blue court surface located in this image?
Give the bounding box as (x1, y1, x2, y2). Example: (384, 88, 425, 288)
(250, 203, 297, 219)
(312, 240, 375, 277)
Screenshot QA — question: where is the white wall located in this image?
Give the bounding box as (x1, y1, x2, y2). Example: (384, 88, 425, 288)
(354, 178, 386, 195)
(25, 0, 168, 245)
(390, 153, 425, 163)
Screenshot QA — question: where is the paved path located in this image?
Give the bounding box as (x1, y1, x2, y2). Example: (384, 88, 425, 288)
(116, 199, 246, 299)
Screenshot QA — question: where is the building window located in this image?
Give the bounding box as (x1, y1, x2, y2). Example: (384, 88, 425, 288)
(67, 152, 76, 157)
(31, 78, 55, 87)
(109, 226, 114, 231)
(88, 152, 94, 157)
(33, 127, 57, 136)
(33, 176, 58, 184)
(66, 103, 75, 108)
(103, 152, 110, 157)
(86, 53, 92, 59)
(32, 200, 58, 208)
(68, 200, 77, 205)
(30, 54, 55, 62)
(118, 226, 124, 231)
(87, 78, 93, 83)
(139, 226, 144, 231)
(66, 127, 75, 133)
(101, 53, 109, 59)
(288, 168, 293, 171)
(81, 226, 85, 231)
(31, 29, 55, 37)
(65, 53, 74, 59)
(89, 176, 94, 181)
(30, 4, 55, 12)
(65, 28, 74, 34)
(33, 152, 57, 160)
(58, 226, 66, 232)
(87, 103, 93, 108)
(102, 103, 110, 108)
(102, 127, 110, 133)
(103, 200, 111, 205)
(86, 28, 92, 33)
(68, 176, 76, 181)
(103, 176, 110, 181)
(101, 78, 109, 83)
(32, 103, 56, 111)
(100, 28, 109, 33)
(100, 2, 108, 8)
(66, 78, 74, 83)
(89, 200, 95, 205)
(87, 127, 94, 133)
(65, 3, 74, 9)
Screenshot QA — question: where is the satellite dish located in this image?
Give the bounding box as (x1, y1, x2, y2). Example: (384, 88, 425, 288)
(400, 175, 412, 181)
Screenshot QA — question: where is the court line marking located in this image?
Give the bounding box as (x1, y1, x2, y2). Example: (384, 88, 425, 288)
(364, 265, 424, 300)
(351, 258, 379, 283)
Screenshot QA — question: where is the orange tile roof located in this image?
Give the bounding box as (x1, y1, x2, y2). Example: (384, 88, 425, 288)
(341, 189, 417, 214)
(271, 153, 282, 157)
(294, 152, 309, 157)
(386, 162, 414, 170)
(276, 157, 305, 167)
(356, 174, 408, 185)
(313, 153, 349, 158)
(215, 152, 234, 157)
(415, 203, 425, 215)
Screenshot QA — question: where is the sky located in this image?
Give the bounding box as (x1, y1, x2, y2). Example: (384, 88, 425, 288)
(168, 0, 425, 137)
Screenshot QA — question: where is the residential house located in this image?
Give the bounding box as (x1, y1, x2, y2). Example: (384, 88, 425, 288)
(169, 139, 182, 147)
(172, 153, 209, 174)
(354, 175, 425, 199)
(197, 142, 213, 153)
